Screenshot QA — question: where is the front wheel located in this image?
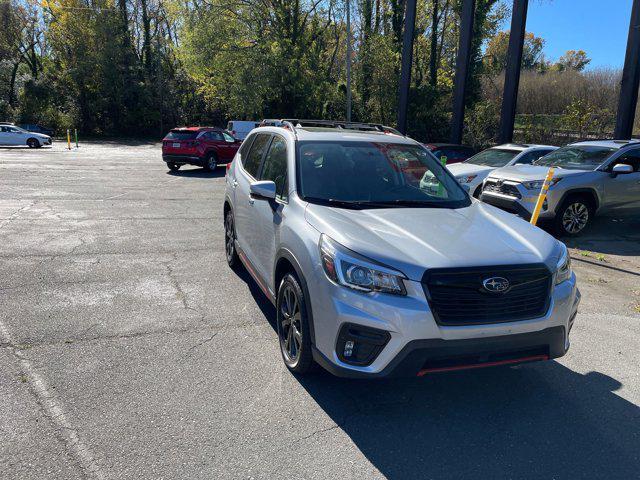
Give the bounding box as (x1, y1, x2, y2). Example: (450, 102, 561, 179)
(277, 273, 314, 374)
(27, 138, 39, 148)
(554, 197, 593, 237)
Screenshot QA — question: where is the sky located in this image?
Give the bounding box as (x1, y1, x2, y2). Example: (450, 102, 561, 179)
(504, 0, 633, 69)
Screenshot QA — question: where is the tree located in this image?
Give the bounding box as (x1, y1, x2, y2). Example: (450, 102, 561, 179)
(554, 50, 591, 72)
(483, 30, 545, 73)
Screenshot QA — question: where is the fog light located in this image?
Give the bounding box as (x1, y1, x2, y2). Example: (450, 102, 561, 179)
(343, 340, 354, 357)
(336, 323, 391, 366)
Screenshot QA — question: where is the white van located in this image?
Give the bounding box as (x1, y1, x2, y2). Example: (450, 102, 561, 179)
(226, 121, 259, 140)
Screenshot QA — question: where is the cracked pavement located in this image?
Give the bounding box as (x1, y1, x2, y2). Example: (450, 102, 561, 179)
(1, 142, 639, 479)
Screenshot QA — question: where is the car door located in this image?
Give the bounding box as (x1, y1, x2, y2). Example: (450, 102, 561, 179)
(5, 126, 24, 145)
(603, 149, 640, 211)
(222, 131, 240, 161)
(248, 134, 289, 287)
(0, 126, 10, 145)
(233, 133, 272, 270)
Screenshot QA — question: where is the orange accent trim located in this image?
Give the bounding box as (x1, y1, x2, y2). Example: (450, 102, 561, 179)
(416, 354, 549, 376)
(237, 249, 271, 299)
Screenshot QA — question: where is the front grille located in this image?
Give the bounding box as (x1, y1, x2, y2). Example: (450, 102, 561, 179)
(483, 180, 522, 199)
(423, 264, 552, 325)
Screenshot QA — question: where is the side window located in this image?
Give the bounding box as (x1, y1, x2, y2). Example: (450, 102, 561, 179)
(242, 133, 270, 178)
(613, 150, 640, 172)
(260, 136, 288, 201)
(238, 134, 255, 156)
(222, 132, 235, 142)
(208, 131, 224, 141)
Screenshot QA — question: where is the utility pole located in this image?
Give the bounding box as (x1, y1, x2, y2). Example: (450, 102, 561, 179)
(450, 0, 475, 144)
(397, 0, 418, 135)
(615, 0, 640, 139)
(498, 0, 529, 144)
(346, 0, 352, 122)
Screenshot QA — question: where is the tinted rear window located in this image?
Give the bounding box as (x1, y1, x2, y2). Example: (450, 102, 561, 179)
(166, 130, 197, 140)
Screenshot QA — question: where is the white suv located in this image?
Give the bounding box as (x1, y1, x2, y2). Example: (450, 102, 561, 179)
(448, 144, 557, 197)
(0, 124, 52, 148)
(223, 120, 580, 377)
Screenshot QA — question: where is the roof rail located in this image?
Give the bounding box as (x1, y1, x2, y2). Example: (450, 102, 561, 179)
(568, 138, 640, 147)
(281, 119, 404, 136)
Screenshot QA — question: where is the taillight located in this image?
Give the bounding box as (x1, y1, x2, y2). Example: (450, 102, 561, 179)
(226, 161, 232, 172)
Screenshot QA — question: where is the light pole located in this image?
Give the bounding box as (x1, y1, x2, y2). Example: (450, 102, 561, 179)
(346, 0, 352, 122)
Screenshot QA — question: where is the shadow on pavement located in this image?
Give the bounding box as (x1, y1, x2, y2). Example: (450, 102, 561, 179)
(294, 363, 640, 479)
(546, 214, 640, 257)
(234, 265, 640, 478)
(166, 167, 226, 179)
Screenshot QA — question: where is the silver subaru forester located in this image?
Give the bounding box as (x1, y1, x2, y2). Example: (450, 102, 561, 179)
(223, 120, 580, 378)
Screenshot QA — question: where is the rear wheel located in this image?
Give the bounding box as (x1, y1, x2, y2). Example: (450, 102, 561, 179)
(167, 163, 180, 172)
(204, 154, 217, 171)
(277, 273, 314, 374)
(27, 138, 39, 148)
(224, 209, 239, 268)
(554, 195, 593, 237)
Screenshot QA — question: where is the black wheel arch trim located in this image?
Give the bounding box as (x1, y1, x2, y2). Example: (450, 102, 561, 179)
(557, 188, 600, 212)
(274, 248, 316, 345)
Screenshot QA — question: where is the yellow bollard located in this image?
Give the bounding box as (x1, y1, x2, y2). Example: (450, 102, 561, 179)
(438, 156, 448, 197)
(530, 167, 555, 226)
(67, 129, 71, 150)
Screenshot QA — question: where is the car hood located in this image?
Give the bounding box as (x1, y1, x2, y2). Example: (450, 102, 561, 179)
(447, 163, 495, 177)
(305, 201, 559, 281)
(489, 164, 591, 182)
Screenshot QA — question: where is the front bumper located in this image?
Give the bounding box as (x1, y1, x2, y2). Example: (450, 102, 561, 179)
(480, 180, 562, 220)
(309, 264, 580, 378)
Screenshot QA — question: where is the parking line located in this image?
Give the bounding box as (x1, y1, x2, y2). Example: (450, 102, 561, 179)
(0, 321, 105, 479)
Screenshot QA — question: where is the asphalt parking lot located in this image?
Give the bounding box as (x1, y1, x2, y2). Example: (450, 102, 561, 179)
(1, 141, 639, 479)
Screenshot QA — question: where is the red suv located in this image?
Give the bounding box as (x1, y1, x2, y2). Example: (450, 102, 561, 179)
(161, 127, 242, 172)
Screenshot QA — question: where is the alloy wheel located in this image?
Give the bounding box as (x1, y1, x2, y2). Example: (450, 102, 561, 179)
(225, 212, 235, 261)
(279, 284, 302, 363)
(207, 157, 217, 170)
(562, 202, 589, 234)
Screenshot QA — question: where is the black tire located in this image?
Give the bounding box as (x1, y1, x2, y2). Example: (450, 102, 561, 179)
(167, 163, 180, 172)
(277, 273, 314, 374)
(204, 154, 217, 171)
(224, 209, 240, 268)
(27, 138, 39, 148)
(554, 195, 594, 237)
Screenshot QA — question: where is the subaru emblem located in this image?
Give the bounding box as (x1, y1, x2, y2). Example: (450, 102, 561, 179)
(482, 277, 510, 293)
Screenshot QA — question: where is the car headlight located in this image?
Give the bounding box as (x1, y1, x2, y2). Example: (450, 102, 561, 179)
(523, 178, 562, 190)
(555, 243, 572, 284)
(319, 234, 406, 295)
(456, 174, 477, 184)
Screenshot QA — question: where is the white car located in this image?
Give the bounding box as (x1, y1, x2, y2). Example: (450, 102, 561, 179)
(0, 124, 52, 148)
(448, 144, 557, 197)
(226, 120, 259, 140)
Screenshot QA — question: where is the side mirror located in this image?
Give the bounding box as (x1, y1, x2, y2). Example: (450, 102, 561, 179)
(250, 180, 276, 200)
(612, 163, 633, 175)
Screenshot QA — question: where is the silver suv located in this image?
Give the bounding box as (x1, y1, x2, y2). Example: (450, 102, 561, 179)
(481, 140, 640, 236)
(223, 120, 580, 377)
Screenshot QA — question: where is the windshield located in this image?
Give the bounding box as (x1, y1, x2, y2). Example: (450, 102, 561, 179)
(465, 148, 519, 167)
(165, 130, 197, 140)
(296, 141, 470, 208)
(534, 145, 615, 170)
